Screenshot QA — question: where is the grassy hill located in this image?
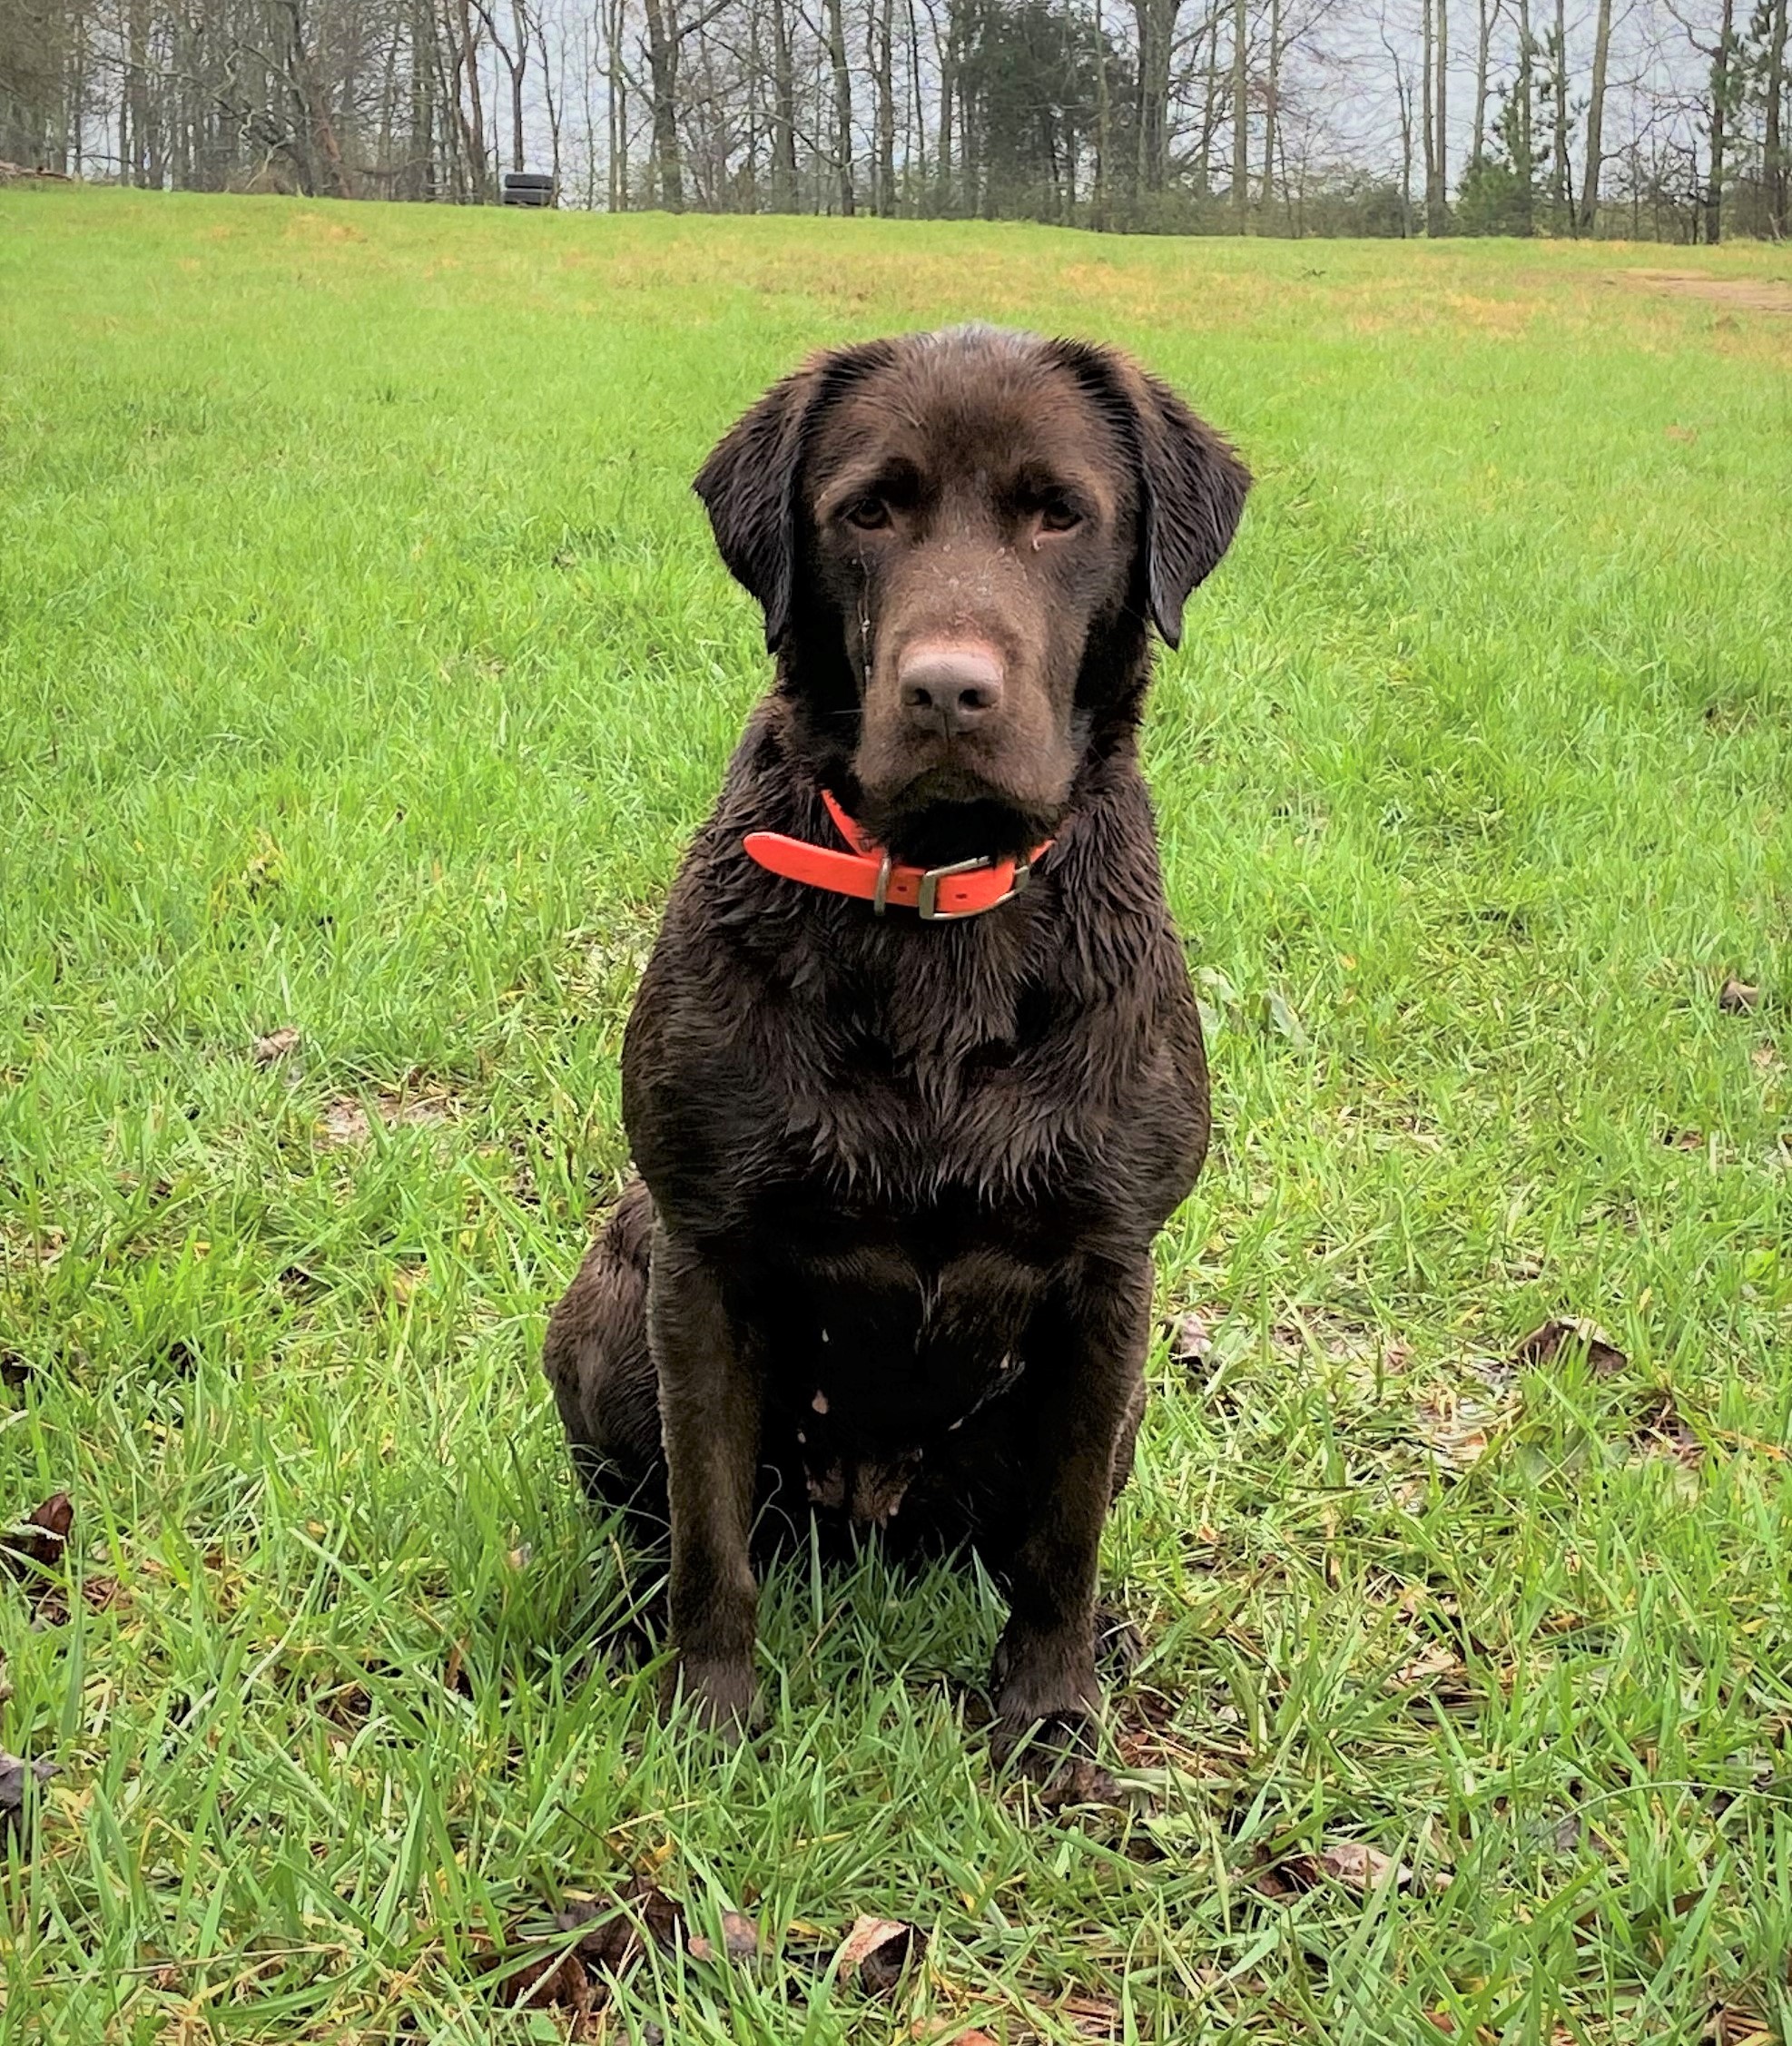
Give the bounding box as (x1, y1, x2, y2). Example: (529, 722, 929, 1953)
(3, 187, 1790, 2042)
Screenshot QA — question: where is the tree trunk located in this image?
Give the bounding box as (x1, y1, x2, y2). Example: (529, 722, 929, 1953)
(1231, 0, 1247, 230)
(1766, 0, 1788, 241)
(1551, 0, 1568, 230)
(1704, 0, 1734, 245)
(826, 0, 854, 212)
(1132, 0, 1172, 197)
(875, 0, 895, 212)
(510, 2, 528, 172)
(1430, 0, 1448, 233)
(1472, 0, 1493, 163)
(1396, 54, 1413, 232)
(456, 0, 489, 198)
(905, 0, 927, 188)
(1576, 0, 1610, 232)
(1515, 0, 1533, 232)
(771, 0, 798, 207)
(1257, 0, 1279, 212)
(1198, 5, 1222, 192)
(1093, 0, 1111, 227)
(642, 0, 683, 210)
(1421, 0, 1434, 229)
(934, 2, 957, 211)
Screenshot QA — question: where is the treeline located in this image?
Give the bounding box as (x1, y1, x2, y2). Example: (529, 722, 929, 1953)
(1, 0, 1787, 239)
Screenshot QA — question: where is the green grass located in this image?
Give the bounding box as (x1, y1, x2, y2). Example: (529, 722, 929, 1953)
(2, 188, 1790, 2044)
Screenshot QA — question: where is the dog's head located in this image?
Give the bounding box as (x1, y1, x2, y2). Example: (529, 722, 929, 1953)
(694, 326, 1249, 864)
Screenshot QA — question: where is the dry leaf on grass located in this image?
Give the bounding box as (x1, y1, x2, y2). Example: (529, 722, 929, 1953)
(1390, 1641, 1472, 1697)
(1166, 1308, 1215, 1366)
(688, 1909, 760, 1963)
(497, 1943, 597, 2015)
(1265, 1840, 1450, 1895)
(1632, 1391, 1703, 1465)
(832, 1914, 926, 1995)
(252, 1026, 301, 1065)
(320, 1098, 371, 1143)
(1318, 1841, 1451, 1893)
(0, 1752, 58, 1844)
(1512, 1318, 1627, 1378)
(1718, 977, 1761, 1015)
(1061, 1993, 1125, 2038)
(1414, 1393, 1499, 1470)
(547, 1880, 755, 1972)
(2, 1492, 72, 1580)
(320, 1089, 459, 1146)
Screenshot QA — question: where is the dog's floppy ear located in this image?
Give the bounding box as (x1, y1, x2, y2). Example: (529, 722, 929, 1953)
(1053, 343, 1251, 650)
(693, 364, 814, 654)
(694, 343, 893, 654)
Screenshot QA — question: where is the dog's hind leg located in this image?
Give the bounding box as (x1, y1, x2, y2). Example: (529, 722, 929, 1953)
(543, 1178, 667, 1523)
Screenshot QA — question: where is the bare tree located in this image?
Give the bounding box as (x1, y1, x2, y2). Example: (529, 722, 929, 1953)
(1576, 0, 1610, 226)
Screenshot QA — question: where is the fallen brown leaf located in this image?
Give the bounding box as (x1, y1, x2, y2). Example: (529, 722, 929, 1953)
(320, 1089, 458, 1146)
(252, 1026, 301, 1066)
(688, 1909, 760, 1963)
(0, 1752, 58, 1843)
(1167, 1308, 1215, 1367)
(2, 1492, 72, 1579)
(1061, 1992, 1125, 2039)
(321, 1097, 369, 1143)
(833, 1914, 926, 1995)
(1318, 1840, 1450, 1893)
(502, 1945, 593, 2013)
(1719, 977, 1760, 1015)
(553, 1894, 644, 1974)
(1633, 1391, 1703, 1465)
(1414, 1392, 1497, 1470)
(1390, 1640, 1472, 1695)
(1512, 1318, 1627, 1378)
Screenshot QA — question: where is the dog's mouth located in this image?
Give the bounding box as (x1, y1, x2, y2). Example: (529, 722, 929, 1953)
(852, 767, 1061, 868)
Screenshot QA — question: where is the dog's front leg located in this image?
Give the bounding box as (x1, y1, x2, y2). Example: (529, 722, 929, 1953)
(990, 1254, 1153, 1761)
(648, 1225, 761, 1736)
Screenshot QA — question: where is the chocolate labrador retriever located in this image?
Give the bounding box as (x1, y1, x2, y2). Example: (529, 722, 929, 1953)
(545, 325, 1249, 1753)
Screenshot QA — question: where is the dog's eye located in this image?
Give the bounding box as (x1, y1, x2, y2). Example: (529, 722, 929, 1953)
(844, 497, 891, 532)
(1038, 499, 1082, 534)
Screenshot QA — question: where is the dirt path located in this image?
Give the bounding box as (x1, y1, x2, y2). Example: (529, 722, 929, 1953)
(1620, 269, 1792, 314)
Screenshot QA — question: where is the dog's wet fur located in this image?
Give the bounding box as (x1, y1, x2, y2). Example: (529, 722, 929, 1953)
(544, 326, 1249, 1755)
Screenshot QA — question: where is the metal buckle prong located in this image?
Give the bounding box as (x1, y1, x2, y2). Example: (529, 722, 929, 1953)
(871, 850, 895, 916)
(917, 852, 1001, 920)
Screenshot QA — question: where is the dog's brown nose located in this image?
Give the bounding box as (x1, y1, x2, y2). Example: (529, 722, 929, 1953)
(897, 642, 1005, 738)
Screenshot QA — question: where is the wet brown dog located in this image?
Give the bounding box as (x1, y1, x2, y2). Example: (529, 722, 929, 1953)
(544, 327, 1249, 1755)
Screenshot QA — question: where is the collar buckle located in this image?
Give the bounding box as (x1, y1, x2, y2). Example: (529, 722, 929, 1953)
(916, 853, 1033, 921)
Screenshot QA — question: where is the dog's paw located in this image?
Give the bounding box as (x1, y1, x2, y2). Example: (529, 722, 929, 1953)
(665, 1655, 757, 1743)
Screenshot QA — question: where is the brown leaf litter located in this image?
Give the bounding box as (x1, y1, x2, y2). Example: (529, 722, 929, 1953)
(481, 1875, 760, 2029)
(0, 1751, 59, 1844)
(320, 1086, 460, 1144)
(1260, 1839, 1451, 1897)
(251, 1026, 301, 1066)
(832, 1913, 927, 1995)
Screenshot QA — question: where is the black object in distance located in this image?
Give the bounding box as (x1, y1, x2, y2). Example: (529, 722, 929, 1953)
(502, 172, 556, 207)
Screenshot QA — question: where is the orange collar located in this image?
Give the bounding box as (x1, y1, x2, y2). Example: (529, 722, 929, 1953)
(743, 791, 1051, 921)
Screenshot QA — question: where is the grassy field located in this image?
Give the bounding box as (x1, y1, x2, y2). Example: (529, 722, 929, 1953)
(2, 188, 1790, 2044)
